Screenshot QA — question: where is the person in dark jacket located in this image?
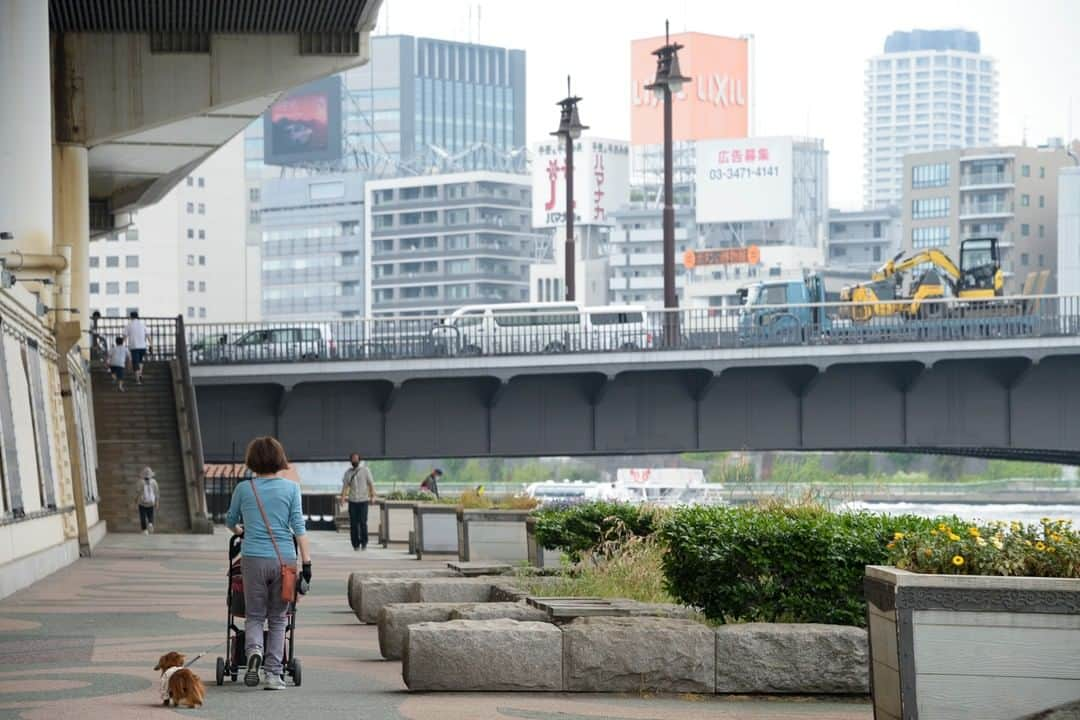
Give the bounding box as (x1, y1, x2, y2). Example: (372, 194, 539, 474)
(419, 468, 442, 499)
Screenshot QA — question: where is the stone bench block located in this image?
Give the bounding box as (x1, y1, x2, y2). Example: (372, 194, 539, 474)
(714, 623, 869, 695)
(357, 578, 416, 624)
(405, 578, 494, 604)
(448, 602, 549, 622)
(562, 616, 715, 693)
(403, 619, 563, 691)
(347, 569, 454, 615)
(378, 603, 463, 660)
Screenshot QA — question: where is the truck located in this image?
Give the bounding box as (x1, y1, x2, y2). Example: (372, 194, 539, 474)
(737, 271, 833, 344)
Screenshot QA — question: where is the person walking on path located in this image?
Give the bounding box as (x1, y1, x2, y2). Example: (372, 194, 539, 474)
(339, 453, 375, 551)
(420, 468, 442, 500)
(133, 467, 159, 534)
(225, 436, 311, 691)
(124, 310, 150, 385)
(107, 336, 131, 392)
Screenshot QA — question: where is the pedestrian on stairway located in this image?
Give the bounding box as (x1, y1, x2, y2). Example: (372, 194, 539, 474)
(124, 310, 150, 385)
(340, 453, 375, 551)
(107, 336, 131, 392)
(134, 467, 160, 534)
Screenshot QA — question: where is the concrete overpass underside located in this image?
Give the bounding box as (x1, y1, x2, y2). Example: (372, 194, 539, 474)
(195, 354, 1080, 464)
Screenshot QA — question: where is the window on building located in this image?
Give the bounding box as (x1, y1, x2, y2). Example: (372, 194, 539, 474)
(187, 229, 195, 239)
(1021, 194, 1030, 207)
(89, 257, 100, 268)
(125, 281, 139, 293)
(198, 229, 206, 240)
(911, 226, 950, 249)
(89, 282, 100, 294)
(249, 209, 260, 224)
(911, 197, 950, 219)
(1021, 224, 1031, 237)
(1039, 224, 1045, 238)
(186, 202, 194, 214)
(197, 177, 205, 188)
(199, 307, 207, 318)
(911, 162, 949, 188)
(199, 281, 206, 292)
(1040, 166, 1046, 179)
(106, 256, 119, 268)
(249, 187, 261, 202)
(105, 307, 121, 317)
(198, 255, 206, 266)
(187, 255, 195, 266)
(187, 281, 195, 291)
(186, 177, 194, 187)
(1039, 254, 1045, 267)
(187, 307, 195, 318)
(1021, 164, 1030, 177)
(106, 282, 120, 295)
(125, 255, 139, 268)
(1039, 195, 1045, 209)
(1021, 253, 1029, 266)
(197, 203, 205, 215)
(126, 228, 139, 242)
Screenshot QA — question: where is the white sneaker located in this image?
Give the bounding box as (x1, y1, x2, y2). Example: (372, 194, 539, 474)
(143, 529, 149, 535)
(262, 673, 286, 691)
(148, 523, 154, 534)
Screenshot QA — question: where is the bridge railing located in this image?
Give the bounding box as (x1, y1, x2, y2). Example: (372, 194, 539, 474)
(90, 316, 182, 361)
(183, 294, 1080, 365)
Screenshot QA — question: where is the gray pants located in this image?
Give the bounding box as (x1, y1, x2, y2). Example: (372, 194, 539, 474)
(242, 556, 291, 676)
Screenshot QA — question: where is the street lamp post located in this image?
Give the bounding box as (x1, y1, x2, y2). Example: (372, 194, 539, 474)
(645, 21, 690, 343)
(551, 76, 587, 301)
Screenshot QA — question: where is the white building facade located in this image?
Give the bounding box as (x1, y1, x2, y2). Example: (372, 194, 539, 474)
(89, 136, 252, 322)
(863, 29, 998, 209)
(1058, 166, 1080, 298)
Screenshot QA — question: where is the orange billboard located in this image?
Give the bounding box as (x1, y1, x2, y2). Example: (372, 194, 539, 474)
(631, 32, 749, 145)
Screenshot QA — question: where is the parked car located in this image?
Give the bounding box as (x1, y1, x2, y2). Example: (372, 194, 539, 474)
(210, 325, 336, 362)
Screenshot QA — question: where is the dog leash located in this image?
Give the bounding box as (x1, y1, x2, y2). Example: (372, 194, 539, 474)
(184, 640, 227, 668)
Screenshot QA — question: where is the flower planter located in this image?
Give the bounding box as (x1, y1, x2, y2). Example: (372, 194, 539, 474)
(380, 500, 417, 547)
(864, 565, 1080, 720)
(457, 509, 531, 563)
(413, 504, 459, 559)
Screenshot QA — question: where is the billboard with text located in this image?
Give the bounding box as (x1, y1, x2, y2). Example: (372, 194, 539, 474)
(263, 75, 343, 166)
(531, 138, 630, 228)
(695, 137, 794, 223)
(631, 32, 749, 145)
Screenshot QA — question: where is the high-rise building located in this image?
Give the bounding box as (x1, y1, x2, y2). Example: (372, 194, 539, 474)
(903, 140, 1078, 292)
(88, 136, 251, 322)
(365, 172, 539, 318)
(245, 34, 528, 320)
(864, 29, 998, 209)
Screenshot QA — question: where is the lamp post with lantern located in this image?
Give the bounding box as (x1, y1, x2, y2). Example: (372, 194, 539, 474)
(645, 21, 690, 341)
(551, 76, 587, 301)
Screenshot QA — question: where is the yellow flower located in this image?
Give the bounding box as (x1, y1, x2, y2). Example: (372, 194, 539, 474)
(938, 523, 948, 532)
(930, 529, 938, 536)
(1011, 521, 1022, 532)
(948, 533, 961, 542)
(893, 532, 905, 541)
(1048, 546, 1057, 553)
(991, 537, 1004, 550)
(1035, 541, 1046, 551)
(1051, 533, 1062, 543)
(951, 555, 965, 567)
(968, 527, 980, 537)
(975, 536, 987, 547)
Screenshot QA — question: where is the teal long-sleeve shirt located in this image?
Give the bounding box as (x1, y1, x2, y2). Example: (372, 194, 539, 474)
(226, 477, 306, 561)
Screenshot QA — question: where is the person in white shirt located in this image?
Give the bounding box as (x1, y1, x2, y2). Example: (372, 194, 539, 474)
(107, 336, 131, 392)
(124, 310, 150, 385)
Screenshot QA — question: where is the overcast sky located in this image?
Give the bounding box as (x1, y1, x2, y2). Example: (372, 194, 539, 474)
(374, 0, 1080, 210)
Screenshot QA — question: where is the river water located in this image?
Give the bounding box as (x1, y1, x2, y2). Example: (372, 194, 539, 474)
(841, 501, 1080, 525)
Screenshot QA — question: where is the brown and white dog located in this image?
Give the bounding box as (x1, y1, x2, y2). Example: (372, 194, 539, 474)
(154, 652, 206, 708)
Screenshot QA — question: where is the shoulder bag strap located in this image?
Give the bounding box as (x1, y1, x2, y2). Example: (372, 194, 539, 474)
(249, 480, 286, 567)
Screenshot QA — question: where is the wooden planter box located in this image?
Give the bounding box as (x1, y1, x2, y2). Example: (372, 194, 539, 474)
(864, 565, 1080, 720)
(413, 504, 459, 559)
(525, 515, 559, 568)
(379, 501, 417, 547)
(457, 509, 531, 563)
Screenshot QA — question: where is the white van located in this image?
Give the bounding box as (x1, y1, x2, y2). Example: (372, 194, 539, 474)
(584, 305, 652, 351)
(433, 302, 586, 356)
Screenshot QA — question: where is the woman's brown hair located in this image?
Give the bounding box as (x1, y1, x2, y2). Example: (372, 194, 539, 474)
(244, 436, 289, 476)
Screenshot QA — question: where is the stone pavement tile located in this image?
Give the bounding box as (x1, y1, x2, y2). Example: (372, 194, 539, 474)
(0, 531, 873, 720)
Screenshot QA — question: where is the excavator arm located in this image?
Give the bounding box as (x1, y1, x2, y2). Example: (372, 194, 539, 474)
(871, 249, 962, 285)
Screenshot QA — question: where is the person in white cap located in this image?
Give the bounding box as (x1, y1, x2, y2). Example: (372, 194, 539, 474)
(134, 467, 160, 534)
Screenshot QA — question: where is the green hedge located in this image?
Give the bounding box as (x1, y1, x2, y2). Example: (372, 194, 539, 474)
(532, 501, 659, 562)
(659, 505, 942, 626)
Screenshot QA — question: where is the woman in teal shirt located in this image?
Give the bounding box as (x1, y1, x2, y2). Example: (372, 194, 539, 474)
(226, 436, 312, 690)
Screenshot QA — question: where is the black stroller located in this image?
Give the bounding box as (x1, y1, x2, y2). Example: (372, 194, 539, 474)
(216, 534, 302, 686)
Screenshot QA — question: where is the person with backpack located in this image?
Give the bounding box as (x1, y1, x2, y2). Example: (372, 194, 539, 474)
(134, 467, 159, 534)
(419, 468, 442, 500)
(339, 453, 375, 551)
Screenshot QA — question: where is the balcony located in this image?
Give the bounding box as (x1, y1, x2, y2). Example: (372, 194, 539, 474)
(959, 201, 1014, 219)
(959, 171, 1013, 189)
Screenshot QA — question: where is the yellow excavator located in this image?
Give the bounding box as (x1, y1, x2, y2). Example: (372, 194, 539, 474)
(841, 237, 1005, 321)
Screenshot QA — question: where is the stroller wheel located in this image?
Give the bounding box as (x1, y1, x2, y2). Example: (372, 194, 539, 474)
(292, 658, 302, 687)
(215, 657, 225, 686)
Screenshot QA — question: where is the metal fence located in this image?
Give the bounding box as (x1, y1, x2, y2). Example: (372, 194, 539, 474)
(205, 473, 338, 531)
(180, 294, 1080, 366)
(90, 315, 183, 362)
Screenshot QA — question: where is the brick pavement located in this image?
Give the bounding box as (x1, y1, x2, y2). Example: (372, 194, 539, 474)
(0, 531, 873, 720)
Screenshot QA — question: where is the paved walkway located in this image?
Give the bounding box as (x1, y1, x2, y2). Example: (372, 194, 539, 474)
(0, 532, 872, 719)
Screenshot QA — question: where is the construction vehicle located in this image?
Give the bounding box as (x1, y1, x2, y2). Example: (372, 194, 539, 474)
(737, 271, 832, 343)
(841, 237, 1006, 321)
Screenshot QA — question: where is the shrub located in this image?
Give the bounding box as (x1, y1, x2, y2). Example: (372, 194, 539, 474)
(532, 501, 661, 562)
(383, 489, 430, 501)
(887, 518, 1078, 577)
(833, 452, 872, 476)
(659, 504, 941, 626)
(983, 460, 1062, 481)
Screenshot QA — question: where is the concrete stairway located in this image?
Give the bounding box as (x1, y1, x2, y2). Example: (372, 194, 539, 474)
(91, 362, 192, 532)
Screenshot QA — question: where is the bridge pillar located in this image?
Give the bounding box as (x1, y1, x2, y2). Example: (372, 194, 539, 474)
(0, 1, 54, 265)
(52, 145, 90, 334)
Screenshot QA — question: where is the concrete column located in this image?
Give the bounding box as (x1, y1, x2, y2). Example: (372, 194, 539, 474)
(0, 1, 53, 258)
(53, 145, 90, 332)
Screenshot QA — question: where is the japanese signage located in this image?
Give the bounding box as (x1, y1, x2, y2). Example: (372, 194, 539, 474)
(683, 246, 761, 269)
(631, 32, 749, 145)
(531, 138, 630, 228)
(695, 137, 794, 223)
